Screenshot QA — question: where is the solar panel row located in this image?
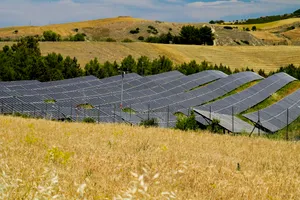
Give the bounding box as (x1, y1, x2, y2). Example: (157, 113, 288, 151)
(244, 89, 300, 132)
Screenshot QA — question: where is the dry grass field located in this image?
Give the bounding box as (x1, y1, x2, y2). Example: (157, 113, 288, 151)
(1, 42, 299, 72)
(0, 116, 300, 199)
(0, 17, 146, 38)
(230, 18, 300, 30)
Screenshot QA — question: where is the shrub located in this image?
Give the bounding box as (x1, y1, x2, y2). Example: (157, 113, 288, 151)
(287, 26, 295, 31)
(130, 28, 140, 34)
(251, 26, 257, 31)
(13, 112, 30, 118)
(175, 111, 199, 131)
(234, 40, 241, 45)
(140, 118, 158, 127)
(43, 30, 61, 41)
(223, 26, 233, 30)
(147, 26, 158, 34)
(83, 117, 96, 123)
(73, 28, 79, 32)
(122, 38, 133, 43)
(106, 38, 116, 42)
(169, 28, 172, 31)
(138, 36, 144, 41)
(69, 33, 85, 41)
(44, 99, 56, 104)
(46, 147, 73, 165)
(208, 118, 222, 133)
(13, 30, 19, 34)
(241, 40, 250, 45)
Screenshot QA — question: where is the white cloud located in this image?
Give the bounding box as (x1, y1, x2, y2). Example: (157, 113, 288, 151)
(0, 0, 299, 27)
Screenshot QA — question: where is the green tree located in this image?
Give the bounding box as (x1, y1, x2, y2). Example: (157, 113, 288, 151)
(137, 56, 151, 76)
(251, 26, 257, 31)
(43, 30, 61, 41)
(121, 55, 137, 73)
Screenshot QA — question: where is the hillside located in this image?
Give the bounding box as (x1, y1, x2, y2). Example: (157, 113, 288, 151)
(224, 18, 300, 45)
(0, 116, 299, 199)
(0, 16, 263, 46)
(1, 42, 299, 72)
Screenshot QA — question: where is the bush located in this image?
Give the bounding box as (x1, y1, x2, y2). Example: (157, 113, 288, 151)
(223, 26, 233, 30)
(69, 33, 85, 41)
(175, 111, 199, 131)
(138, 36, 144, 41)
(208, 118, 221, 133)
(287, 26, 295, 31)
(140, 118, 158, 127)
(13, 30, 18, 34)
(251, 26, 257, 31)
(147, 26, 158, 34)
(130, 28, 140, 34)
(241, 40, 250, 45)
(122, 38, 133, 43)
(43, 30, 61, 41)
(73, 28, 79, 32)
(83, 117, 96, 123)
(169, 28, 172, 31)
(106, 38, 116, 42)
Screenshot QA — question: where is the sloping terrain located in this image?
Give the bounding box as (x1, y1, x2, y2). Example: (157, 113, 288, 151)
(0, 116, 299, 199)
(1, 42, 299, 72)
(230, 18, 300, 45)
(0, 16, 260, 45)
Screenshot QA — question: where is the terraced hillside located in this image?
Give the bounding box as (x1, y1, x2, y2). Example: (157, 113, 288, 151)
(1, 42, 300, 72)
(0, 115, 300, 199)
(229, 18, 300, 45)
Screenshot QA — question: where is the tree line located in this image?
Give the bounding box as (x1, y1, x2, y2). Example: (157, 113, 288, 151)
(0, 37, 300, 82)
(146, 25, 215, 45)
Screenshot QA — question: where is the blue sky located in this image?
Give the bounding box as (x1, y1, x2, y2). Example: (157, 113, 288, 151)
(0, 0, 299, 27)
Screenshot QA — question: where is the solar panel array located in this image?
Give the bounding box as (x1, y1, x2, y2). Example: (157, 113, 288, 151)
(192, 73, 296, 132)
(0, 70, 299, 133)
(244, 89, 300, 133)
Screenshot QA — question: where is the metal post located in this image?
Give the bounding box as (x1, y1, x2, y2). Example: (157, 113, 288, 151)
(114, 104, 116, 123)
(148, 103, 150, 120)
(70, 102, 72, 119)
(120, 71, 125, 120)
(1, 100, 3, 114)
(130, 104, 132, 122)
(57, 105, 60, 120)
(12, 101, 14, 114)
(258, 110, 261, 136)
(209, 106, 212, 119)
(34, 104, 36, 117)
(21, 102, 24, 114)
(286, 108, 289, 141)
(232, 106, 234, 135)
(97, 105, 100, 123)
(46, 103, 48, 119)
(167, 105, 170, 128)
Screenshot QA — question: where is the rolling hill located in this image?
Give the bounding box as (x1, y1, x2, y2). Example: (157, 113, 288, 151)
(0, 115, 299, 199)
(1, 42, 299, 72)
(1, 16, 300, 72)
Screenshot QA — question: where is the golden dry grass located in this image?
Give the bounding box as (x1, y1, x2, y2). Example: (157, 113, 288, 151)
(0, 17, 146, 38)
(225, 18, 300, 30)
(0, 116, 300, 199)
(250, 31, 284, 42)
(1, 42, 299, 72)
(283, 28, 300, 41)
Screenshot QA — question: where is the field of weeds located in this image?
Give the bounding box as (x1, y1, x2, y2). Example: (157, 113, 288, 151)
(0, 116, 300, 199)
